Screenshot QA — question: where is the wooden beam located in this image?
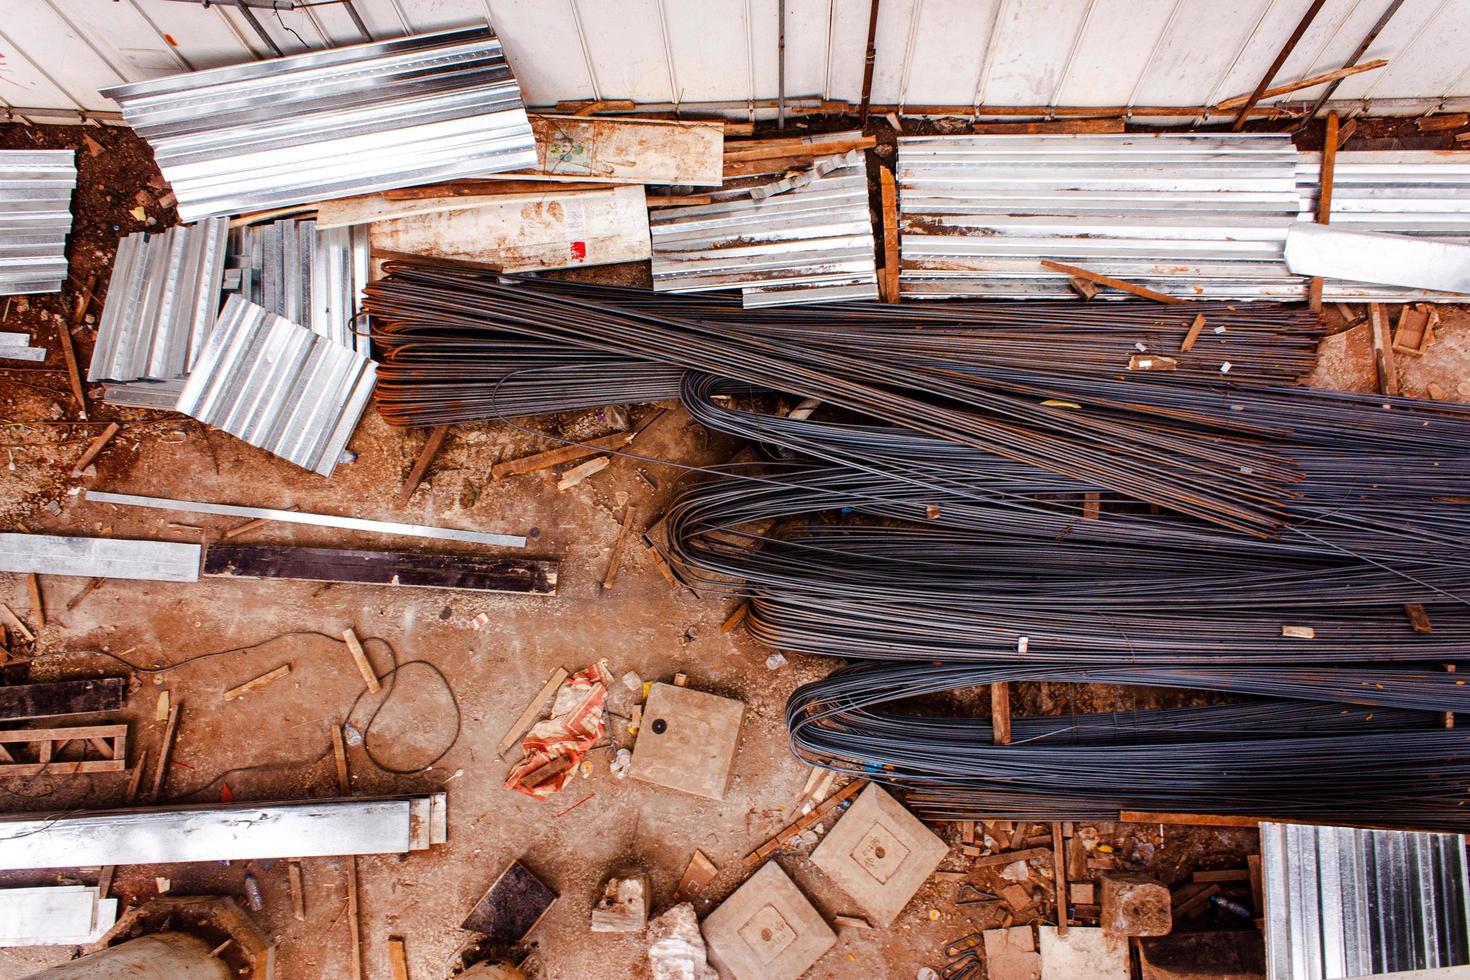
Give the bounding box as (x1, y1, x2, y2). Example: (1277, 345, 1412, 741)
(71, 421, 119, 476)
(491, 413, 663, 480)
(971, 119, 1125, 135)
(992, 682, 1012, 745)
(879, 168, 901, 303)
(971, 845, 1054, 868)
(1052, 822, 1068, 936)
(56, 274, 93, 418)
(341, 628, 381, 694)
(0, 603, 34, 644)
(223, 663, 291, 701)
(1417, 113, 1470, 132)
(394, 425, 450, 508)
(204, 545, 558, 596)
(723, 135, 876, 163)
(601, 507, 636, 592)
(858, 0, 881, 124)
(1229, 0, 1331, 129)
(220, 504, 300, 540)
(497, 667, 569, 760)
(150, 702, 181, 801)
(289, 861, 306, 921)
(1369, 303, 1399, 395)
(331, 727, 364, 980)
(745, 779, 867, 868)
(1446, 663, 1456, 730)
(26, 574, 44, 629)
(1309, 112, 1339, 311)
(332, 723, 350, 793)
(1039, 260, 1186, 304)
(1301, 1, 1406, 123)
(388, 937, 409, 980)
(1180, 314, 1208, 353)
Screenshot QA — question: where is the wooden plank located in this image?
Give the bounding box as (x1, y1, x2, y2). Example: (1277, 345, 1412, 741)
(220, 504, 301, 540)
(64, 577, 104, 611)
(970, 119, 1125, 134)
(289, 861, 306, 921)
(502, 115, 724, 186)
(1179, 314, 1207, 353)
(0, 602, 35, 643)
(601, 507, 636, 592)
(1446, 663, 1456, 730)
(341, 629, 381, 694)
(879, 168, 901, 303)
(522, 755, 573, 788)
(492, 429, 637, 479)
(991, 682, 1011, 745)
(380, 179, 605, 201)
(972, 846, 1053, 869)
(1216, 59, 1387, 111)
(1415, 113, 1469, 132)
(1247, 854, 1263, 915)
(367, 185, 650, 273)
(497, 667, 569, 760)
(675, 849, 719, 902)
(557, 456, 610, 491)
(150, 702, 180, 801)
(1174, 882, 1222, 918)
(1309, 111, 1339, 311)
(1067, 276, 1100, 300)
(388, 937, 409, 980)
(723, 135, 875, 163)
(745, 779, 868, 868)
(332, 724, 350, 793)
(71, 421, 119, 476)
(56, 280, 90, 418)
(1404, 603, 1433, 633)
(346, 856, 363, 980)
(1052, 822, 1068, 936)
(1039, 260, 1186, 304)
(1193, 869, 1251, 883)
(1369, 303, 1399, 396)
(394, 425, 450, 508)
(26, 574, 44, 629)
(203, 545, 558, 596)
(223, 663, 291, 701)
(1122, 811, 1262, 828)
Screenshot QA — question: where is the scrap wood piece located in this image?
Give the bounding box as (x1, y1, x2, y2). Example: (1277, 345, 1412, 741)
(676, 849, 719, 902)
(64, 577, 104, 612)
(992, 682, 1011, 745)
(721, 600, 750, 632)
(510, 115, 724, 186)
(1067, 276, 1100, 300)
(289, 861, 306, 921)
(341, 628, 381, 694)
(0, 677, 126, 721)
(496, 666, 569, 760)
(557, 455, 610, 491)
(971, 846, 1054, 869)
(394, 424, 450, 508)
(150, 701, 181, 800)
(1039, 260, 1186, 305)
(1404, 603, 1433, 633)
(972, 119, 1125, 134)
(0, 603, 34, 644)
(879, 167, 901, 303)
(1193, 869, 1251, 883)
(1416, 112, 1470, 132)
(223, 663, 291, 701)
(723, 133, 876, 164)
(1173, 882, 1222, 918)
(1368, 303, 1400, 396)
(332, 723, 350, 793)
(1180, 314, 1207, 353)
(204, 545, 558, 596)
(1215, 59, 1388, 111)
(492, 429, 635, 480)
(26, 574, 44, 629)
(220, 504, 301, 540)
(601, 506, 636, 591)
(71, 421, 119, 476)
(1051, 823, 1068, 935)
(1129, 353, 1178, 372)
(388, 937, 409, 980)
(1392, 304, 1438, 356)
(504, 663, 608, 799)
(0, 724, 127, 776)
(1309, 112, 1340, 310)
(743, 778, 868, 868)
(461, 860, 558, 942)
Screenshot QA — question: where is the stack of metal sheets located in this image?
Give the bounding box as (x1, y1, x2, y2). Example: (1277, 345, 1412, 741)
(176, 294, 375, 476)
(1298, 150, 1470, 303)
(0, 332, 46, 362)
(87, 218, 228, 383)
(896, 133, 1304, 301)
(649, 147, 878, 308)
(1262, 821, 1470, 979)
(0, 150, 76, 295)
(228, 218, 370, 354)
(101, 28, 536, 223)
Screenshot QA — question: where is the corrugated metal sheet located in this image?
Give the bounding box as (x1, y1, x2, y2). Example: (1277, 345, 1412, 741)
(87, 217, 228, 382)
(1262, 821, 1470, 980)
(896, 133, 1305, 301)
(0, 150, 76, 296)
(1298, 150, 1470, 302)
(175, 294, 376, 476)
(649, 147, 878, 308)
(228, 218, 370, 355)
(100, 27, 535, 222)
(100, 378, 186, 410)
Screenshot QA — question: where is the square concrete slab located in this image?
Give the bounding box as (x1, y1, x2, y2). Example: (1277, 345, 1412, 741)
(809, 784, 948, 926)
(1039, 926, 1129, 980)
(631, 683, 744, 801)
(984, 926, 1041, 980)
(701, 862, 836, 980)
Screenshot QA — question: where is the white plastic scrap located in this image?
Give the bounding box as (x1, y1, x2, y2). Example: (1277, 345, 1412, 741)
(648, 903, 718, 980)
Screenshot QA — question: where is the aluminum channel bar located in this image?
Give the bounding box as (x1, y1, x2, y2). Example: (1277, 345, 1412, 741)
(0, 150, 76, 295)
(0, 534, 200, 581)
(102, 28, 535, 222)
(84, 490, 525, 548)
(1285, 224, 1470, 296)
(0, 796, 443, 869)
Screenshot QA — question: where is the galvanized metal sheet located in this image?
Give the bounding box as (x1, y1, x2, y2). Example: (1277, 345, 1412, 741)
(229, 218, 369, 355)
(0, 533, 200, 582)
(1262, 821, 1470, 980)
(87, 218, 229, 383)
(1285, 224, 1470, 296)
(650, 143, 878, 308)
(0, 149, 76, 296)
(0, 332, 46, 362)
(101, 28, 536, 223)
(0, 797, 437, 869)
(175, 294, 376, 476)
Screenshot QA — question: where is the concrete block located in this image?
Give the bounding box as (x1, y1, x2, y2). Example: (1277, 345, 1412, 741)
(983, 925, 1040, 980)
(590, 875, 649, 933)
(1039, 926, 1128, 980)
(632, 683, 744, 801)
(700, 862, 835, 980)
(809, 784, 948, 927)
(1101, 872, 1172, 938)
(1139, 931, 1265, 980)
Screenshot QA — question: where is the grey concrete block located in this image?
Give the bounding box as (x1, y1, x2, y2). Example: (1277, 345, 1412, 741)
(631, 683, 744, 801)
(700, 862, 835, 980)
(1039, 926, 1129, 980)
(810, 784, 948, 927)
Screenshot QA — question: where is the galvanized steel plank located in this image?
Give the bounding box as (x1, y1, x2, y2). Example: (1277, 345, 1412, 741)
(0, 150, 76, 295)
(0, 533, 200, 581)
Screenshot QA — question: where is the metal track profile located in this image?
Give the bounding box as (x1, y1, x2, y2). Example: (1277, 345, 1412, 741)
(1262, 821, 1470, 979)
(0, 150, 77, 295)
(227, 217, 370, 354)
(1297, 150, 1470, 302)
(0, 332, 46, 362)
(101, 28, 536, 222)
(175, 294, 376, 476)
(0, 533, 201, 582)
(87, 218, 229, 383)
(649, 144, 879, 308)
(0, 794, 448, 870)
(896, 133, 1305, 301)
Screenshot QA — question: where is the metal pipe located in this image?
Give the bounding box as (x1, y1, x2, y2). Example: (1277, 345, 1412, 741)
(231, 0, 286, 57)
(1231, 0, 1328, 131)
(342, 0, 373, 42)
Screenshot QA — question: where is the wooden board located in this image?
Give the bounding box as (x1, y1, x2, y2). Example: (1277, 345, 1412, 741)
(369, 185, 650, 273)
(495, 115, 723, 186)
(203, 545, 558, 596)
(496, 667, 569, 759)
(0, 724, 127, 777)
(0, 677, 126, 720)
(461, 860, 557, 942)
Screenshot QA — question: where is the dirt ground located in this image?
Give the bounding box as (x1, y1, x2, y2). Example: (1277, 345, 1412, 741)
(0, 117, 1462, 980)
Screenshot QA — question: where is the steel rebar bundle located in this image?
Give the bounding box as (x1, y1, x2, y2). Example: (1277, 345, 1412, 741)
(365, 263, 1328, 535)
(787, 664, 1470, 829)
